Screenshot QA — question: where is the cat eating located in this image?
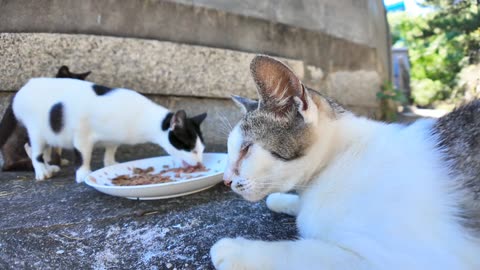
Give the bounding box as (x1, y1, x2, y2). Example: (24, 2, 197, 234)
(0, 65, 91, 171)
(4, 77, 207, 182)
(211, 55, 480, 269)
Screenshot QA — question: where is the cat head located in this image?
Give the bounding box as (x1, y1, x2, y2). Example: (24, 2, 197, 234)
(224, 55, 338, 201)
(56, 66, 91, 80)
(162, 110, 208, 166)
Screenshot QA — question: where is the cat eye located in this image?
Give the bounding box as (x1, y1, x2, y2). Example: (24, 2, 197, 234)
(270, 151, 289, 161)
(240, 143, 252, 154)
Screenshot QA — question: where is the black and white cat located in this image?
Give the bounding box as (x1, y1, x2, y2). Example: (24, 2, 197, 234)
(0, 65, 91, 171)
(211, 55, 480, 269)
(9, 78, 207, 182)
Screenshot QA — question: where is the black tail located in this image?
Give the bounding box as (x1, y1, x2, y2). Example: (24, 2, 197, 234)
(0, 97, 17, 148)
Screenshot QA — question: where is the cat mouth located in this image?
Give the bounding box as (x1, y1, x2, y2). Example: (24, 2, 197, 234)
(230, 183, 265, 202)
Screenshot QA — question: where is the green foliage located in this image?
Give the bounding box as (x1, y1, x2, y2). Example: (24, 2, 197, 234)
(387, 1, 480, 107)
(410, 78, 446, 106)
(377, 81, 407, 121)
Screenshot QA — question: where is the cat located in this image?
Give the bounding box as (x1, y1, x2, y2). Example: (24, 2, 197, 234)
(6, 78, 206, 182)
(210, 55, 480, 270)
(0, 65, 91, 171)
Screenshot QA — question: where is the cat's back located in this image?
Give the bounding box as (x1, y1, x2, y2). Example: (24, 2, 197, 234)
(17, 77, 93, 98)
(15, 78, 95, 110)
(13, 78, 98, 127)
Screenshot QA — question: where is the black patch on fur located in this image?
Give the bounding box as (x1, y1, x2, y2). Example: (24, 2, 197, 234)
(36, 154, 44, 163)
(49, 102, 64, 134)
(162, 113, 174, 131)
(74, 148, 83, 169)
(92, 84, 114, 96)
(168, 119, 204, 151)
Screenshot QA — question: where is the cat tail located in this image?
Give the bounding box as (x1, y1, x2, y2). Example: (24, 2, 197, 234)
(0, 97, 17, 148)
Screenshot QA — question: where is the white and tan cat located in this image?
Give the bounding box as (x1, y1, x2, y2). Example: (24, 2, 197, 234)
(211, 55, 480, 270)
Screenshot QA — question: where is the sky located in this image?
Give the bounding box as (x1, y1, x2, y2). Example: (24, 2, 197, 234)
(384, 0, 432, 15)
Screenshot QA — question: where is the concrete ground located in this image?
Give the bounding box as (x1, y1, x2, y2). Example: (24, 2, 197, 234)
(0, 149, 296, 270)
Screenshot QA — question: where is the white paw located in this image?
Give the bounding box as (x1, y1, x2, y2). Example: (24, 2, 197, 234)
(104, 160, 118, 167)
(75, 168, 91, 183)
(210, 238, 252, 270)
(266, 193, 299, 216)
(34, 164, 52, 181)
(46, 164, 61, 174)
(60, 158, 70, 166)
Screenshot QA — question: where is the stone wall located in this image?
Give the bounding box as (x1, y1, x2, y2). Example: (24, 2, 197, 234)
(0, 0, 390, 151)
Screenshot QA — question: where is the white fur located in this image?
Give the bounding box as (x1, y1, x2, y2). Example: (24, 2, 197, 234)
(13, 78, 204, 182)
(212, 99, 480, 269)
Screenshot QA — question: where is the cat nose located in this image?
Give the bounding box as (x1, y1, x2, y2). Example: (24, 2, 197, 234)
(223, 170, 232, 186)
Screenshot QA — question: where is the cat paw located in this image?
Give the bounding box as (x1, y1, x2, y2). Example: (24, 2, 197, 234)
(47, 164, 61, 174)
(104, 160, 118, 167)
(266, 193, 300, 216)
(60, 159, 70, 166)
(75, 168, 91, 183)
(34, 165, 53, 181)
(210, 238, 253, 270)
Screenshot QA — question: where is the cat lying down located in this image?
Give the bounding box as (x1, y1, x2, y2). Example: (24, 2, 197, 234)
(0, 65, 91, 171)
(2, 76, 207, 182)
(211, 55, 480, 270)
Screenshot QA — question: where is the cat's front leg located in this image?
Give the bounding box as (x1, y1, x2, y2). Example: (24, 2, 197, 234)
(266, 193, 300, 216)
(103, 145, 119, 167)
(210, 238, 368, 270)
(73, 134, 94, 183)
(43, 147, 52, 163)
(211, 238, 270, 270)
(25, 143, 60, 175)
(28, 137, 52, 180)
(55, 148, 70, 166)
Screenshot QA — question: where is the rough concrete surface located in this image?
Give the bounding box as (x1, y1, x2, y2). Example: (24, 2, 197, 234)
(0, 33, 380, 115)
(0, 154, 297, 270)
(0, 0, 388, 77)
(0, 33, 305, 99)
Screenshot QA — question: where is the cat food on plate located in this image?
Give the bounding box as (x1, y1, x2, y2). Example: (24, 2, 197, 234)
(112, 164, 209, 186)
(84, 153, 226, 200)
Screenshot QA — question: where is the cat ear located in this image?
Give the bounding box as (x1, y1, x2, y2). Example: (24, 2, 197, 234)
(231, 95, 259, 114)
(76, 71, 91, 80)
(191, 112, 207, 125)
(170, 110, 187, 130)
(56, 66, 71, 78)
(250, 55, 309, 117)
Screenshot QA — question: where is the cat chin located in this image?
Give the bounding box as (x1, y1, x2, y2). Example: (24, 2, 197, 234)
(236, 191, 268, 202)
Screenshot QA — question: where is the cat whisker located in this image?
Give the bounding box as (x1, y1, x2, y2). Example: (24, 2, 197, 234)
(216, 112, 234, 136)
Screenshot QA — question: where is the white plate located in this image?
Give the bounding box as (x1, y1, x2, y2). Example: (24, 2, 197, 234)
(84, 153, 227, 200)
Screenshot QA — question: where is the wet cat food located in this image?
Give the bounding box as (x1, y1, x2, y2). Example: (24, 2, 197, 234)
(112, 164, 208, 186)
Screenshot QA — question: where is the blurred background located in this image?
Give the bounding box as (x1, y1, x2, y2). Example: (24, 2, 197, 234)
(385, 0, 479, 117)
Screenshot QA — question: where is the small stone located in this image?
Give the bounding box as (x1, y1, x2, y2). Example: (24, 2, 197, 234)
(166, 263, 172, 268)
(56, 250, 64, 254)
